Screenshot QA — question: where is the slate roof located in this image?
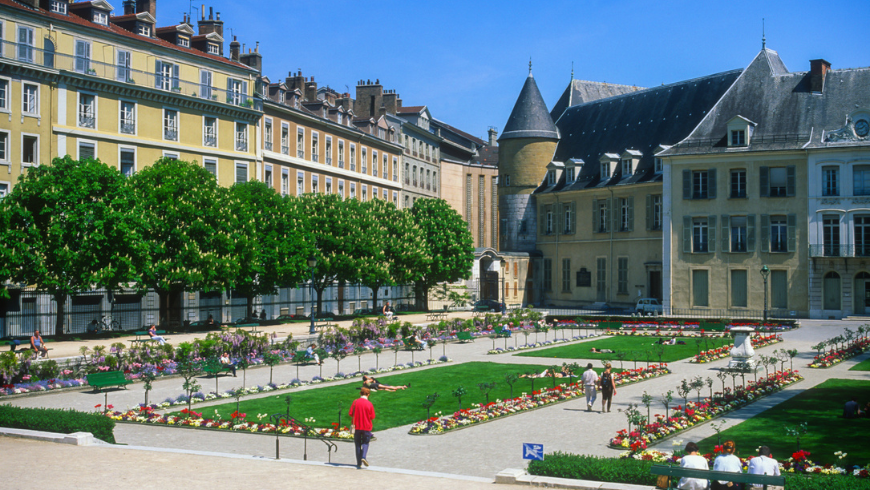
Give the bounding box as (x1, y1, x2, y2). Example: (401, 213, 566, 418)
(397, 106, 425, 114)
(550, 79, 644, 121)
(472, 145, 498, 167)
(538, 68, 742, 194)
(500, 73, 560, 141)
(661, 48, 870, 156)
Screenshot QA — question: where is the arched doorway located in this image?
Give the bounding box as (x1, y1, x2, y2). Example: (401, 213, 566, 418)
(854, 272, 870, 314)
(824, 271, 841, 311)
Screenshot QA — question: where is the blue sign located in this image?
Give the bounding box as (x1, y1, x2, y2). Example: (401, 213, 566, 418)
(523, 443, 544, 461)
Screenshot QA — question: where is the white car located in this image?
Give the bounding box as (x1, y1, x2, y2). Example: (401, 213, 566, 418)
(635, 298, 663, 314)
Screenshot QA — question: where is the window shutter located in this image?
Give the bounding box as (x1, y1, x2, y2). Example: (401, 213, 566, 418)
(627, 196, 634, 231)
(760, 214, 770, 253)
(592, 199, 598, 233)
(721, 215, 730, 252)
(747, 215, 756, 252)
(557, 204, 563, 235)
(172, 64, 180, 89)
(683, 170, 691, 199)
(708, 215, 717, 252)
(154, 60, 161, 88)
(605, 198, 611, 232)
(708, 168, 717, 199)
(786, 166, 796, 197)
(227, 78, 234, 98)
(570, 202, 576, 234)
(539, 206, 545, 234)
(646, 194, 652, 231)
(760, 166, 769, 197)
(683, 216, 691, 253)
(787, 213, 797, 252)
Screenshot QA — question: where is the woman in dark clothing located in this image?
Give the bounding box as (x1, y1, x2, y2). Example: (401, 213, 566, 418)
(599, 363, 617, 413)
(362, 375, 408, 392)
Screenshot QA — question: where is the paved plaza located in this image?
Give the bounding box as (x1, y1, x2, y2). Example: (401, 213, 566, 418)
(3, 314, 869, 488)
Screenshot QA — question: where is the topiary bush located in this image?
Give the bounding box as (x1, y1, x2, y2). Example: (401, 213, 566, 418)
(527, 452, 656, 485)
(0, 405, 115, 443)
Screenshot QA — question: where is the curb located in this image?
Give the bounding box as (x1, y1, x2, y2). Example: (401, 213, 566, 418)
(496, 468, 656, 490)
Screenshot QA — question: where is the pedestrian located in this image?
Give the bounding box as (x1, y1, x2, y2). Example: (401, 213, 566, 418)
(599, 362, 617, 413)
(712, 440, 743, 489)
(349, 386, 376, 469)
(678, 441, 709, 490)
(747, 446, 781, 489)
(581, 363, 599, 411)
(29, 330, 48, 358)
(382, 301, 393, 320)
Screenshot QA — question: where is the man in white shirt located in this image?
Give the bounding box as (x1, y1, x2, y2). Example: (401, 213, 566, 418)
(581, 363, 599, 411)
(748, 446, 782, 489)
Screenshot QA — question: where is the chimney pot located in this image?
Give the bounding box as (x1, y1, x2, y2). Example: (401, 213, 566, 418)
(809, 59, 832, 93)
(209, 6, 213, 19)
(201, 4, 204, 20)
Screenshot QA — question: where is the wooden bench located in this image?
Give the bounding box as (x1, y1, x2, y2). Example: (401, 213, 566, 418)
(426, 312, 447, 322)
(650, 464, 785, 490)
(456, 331, 474, 343)
(87, 370, 132, 393)
(129, 330, 169, 345)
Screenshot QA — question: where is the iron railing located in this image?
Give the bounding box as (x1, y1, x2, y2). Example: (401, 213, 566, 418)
(809, 244, 870, 258)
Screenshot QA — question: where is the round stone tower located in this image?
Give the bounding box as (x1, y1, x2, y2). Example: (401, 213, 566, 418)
(498, 68, 560, 252)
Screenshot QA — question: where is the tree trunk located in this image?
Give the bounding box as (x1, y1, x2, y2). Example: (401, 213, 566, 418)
(370, 284, 380, 312)
(244, 294, 254, 319)
(53, 292, 66, 337)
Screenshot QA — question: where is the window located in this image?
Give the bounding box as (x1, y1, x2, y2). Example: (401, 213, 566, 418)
(350, 182, 356, 199)
(297, 171, 304, 195)
(22, 135, 38, 165)
(543, 259, 552, 292)
(823, 167, 839, 196)
(93, 10, 108, 25)
(371, 186, 378, 198)
(281, 124, 289, 155)
(116, 50, 131, 82)
(49, 0, 68, 14)
(621, 159, 632, 176)
(505, 175, 510, 186)
(204, 159, 217, 180)
(22, 83, 39, 115)
(200, 70, 212, 100)
(137, 23, 151, 37)
(155, 60, 179, 91)
(163, 151, 178, 160)
(361, 148, 368, 174)
(325, 137, 332, 165)
(17, 26, 34, 63)
(296, 128, 304, 158)
(393, 191, 398, 206)
(392, 157, 398, 181)
(769, 167, 787, 197)
(372, 151, 378, 176)
(412, 166, 418, 186)
(384, 154, 389, 179)
(120, 148, 135, 176)
(311, 133, 319, 162)
(771, 270, 788, 309)
(854, 166, 870, 196)
(263, 119, 273, 151)
(693, 171, 709, 199)
(547, 170, 555, 185)
(563, 203, 573, 233)
(178, 37, 190, 48)
(338, 140, 345, 168)
(730, 216, 747, 252)
(349, 144, 356, 171)
(235, 163, 248, 184)
(78, 140, 95, 160)
(361, 184, 367, 202)
(647, 194, 663, 231)
(203, 117, 217, 147)
(731, 130, 745, 146)
(227, 78, 247, 106)
(326, 177, 332, 195)
(116, 100, 135, 135)
(78, 93, 95, 128)
(562, 258, 571, 292)
(0, 131, 8, 163)
(730, 169, 746, 198)
(311, 175, 319, 194)
(731, 270, 747, 307)
(264, 165, 273, 188)
(692, 270, 709, 306)
(281, 169, 289, 196)
(682, 169, 717, 199)
(163, 109, 178, 141)
(0, 78, 8, 111)
(235, 122, 247, 151)
(545, 206, 553, 234)
(600, 162, 610, 180)
(594, 199, 609, 233)
(760, 166, 795, 197)
(566, 167, 575, 183)
(655, 158, 663, 173)
(337, 180, 345, 199)
(619, 197, 633, 231)
(693, 217, 709, 253)
(433, 171, 438, 192)
(765, 215, 792, 253)
(208, 43, 219, 55)
(337, 112, 342, 124)
(617, 257, 628, 294)
(823, 215, 840, 256)
(856, 216, 870, 257)
(404, 195, 409, 208)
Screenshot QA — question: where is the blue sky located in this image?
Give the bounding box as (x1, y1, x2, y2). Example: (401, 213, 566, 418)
(160, 0, 868, 142)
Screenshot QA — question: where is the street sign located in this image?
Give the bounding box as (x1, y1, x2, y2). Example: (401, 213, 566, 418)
(522, 443, 544, 460)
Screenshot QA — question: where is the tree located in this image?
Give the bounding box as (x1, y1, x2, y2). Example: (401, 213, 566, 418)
(128, 158, 238, 326)
(411, 199, 474, 310)
(226, 181, 310, 319)
(0, 156, 147, 336)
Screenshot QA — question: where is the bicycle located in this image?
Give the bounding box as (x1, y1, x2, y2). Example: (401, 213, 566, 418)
(99, 315, 120, 332)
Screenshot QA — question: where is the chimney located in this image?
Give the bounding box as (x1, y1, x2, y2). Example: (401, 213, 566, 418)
(304, 79, 318, 102)
(239, 41, 262, 74)
(336, 93, 354, 114)
(285, 70, 305, 93)
(135, 0, 156, 20)
(383, 90, 398, 115)
(809, 59, 831, 93)
(123, 0, 136, 15)
(355, 78, 383, 120)
(229, 35, 240, 62)
(197, 6, 225, 54)
(488, 127, 498, 146)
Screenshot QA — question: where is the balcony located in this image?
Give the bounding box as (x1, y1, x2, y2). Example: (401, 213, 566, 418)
(312, 153, 319, 163)
(297, 150, 305, 159)
(281, 145, 289, 155)
(204, 134, 217, 147)
(78, 113, 95, 129)
(0, 39, 261, 110)
(810, 244, 870, 257)
(338, 159, 345, 169)
(120, 120, 135, 134)
(265, 141, 273, 151)
(326, 157, 332, 166)
(236, 139, 248, 152)
(164, 129, 178, 141)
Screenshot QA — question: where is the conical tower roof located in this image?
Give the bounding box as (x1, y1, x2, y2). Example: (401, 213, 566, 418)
(500, 71, 560, 141)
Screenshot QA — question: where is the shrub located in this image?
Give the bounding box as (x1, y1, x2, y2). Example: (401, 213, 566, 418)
(0, 405, 115, 443)
(784, 474, 870, 490)
(527, 452, 656, 485)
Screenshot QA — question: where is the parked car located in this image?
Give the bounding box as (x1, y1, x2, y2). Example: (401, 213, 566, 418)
(353, 308, 379, 316)
(275, 314, 307, 322)
(311, 311, 336, 320)
(473, 299, 503, 312)
(635, 298, 663, 314)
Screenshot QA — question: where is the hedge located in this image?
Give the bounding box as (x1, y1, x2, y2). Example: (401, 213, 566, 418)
(0, 405, 115, 443)
(527, 452, 656, 486)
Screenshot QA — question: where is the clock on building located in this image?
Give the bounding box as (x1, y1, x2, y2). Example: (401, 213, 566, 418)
(856, 119, 870, 137)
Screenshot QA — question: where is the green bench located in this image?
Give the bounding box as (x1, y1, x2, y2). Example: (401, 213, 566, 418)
(426, 312, 447, 322)
(402, 336, 425, 351)
(202, 358, 235, 377)
(87, 370, 132, 393)
(456, 331, 474, 343)
(651, 464, 785, 489)
(292, 350, 317, 364)
(129, 330, 169, 345)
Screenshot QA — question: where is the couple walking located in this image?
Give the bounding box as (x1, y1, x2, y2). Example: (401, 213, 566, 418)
(581, 363, 616, 412)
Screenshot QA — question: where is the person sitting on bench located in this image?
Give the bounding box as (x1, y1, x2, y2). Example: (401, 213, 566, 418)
(307, 343, 322, 365)
(220, 352, 237, 377)
(148, 325, 166, 345)
(382, 301, 394, 320)
(30, 330, 48, 358)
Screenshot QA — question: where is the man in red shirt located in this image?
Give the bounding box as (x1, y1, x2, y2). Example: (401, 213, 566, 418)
(349, 387, 376, 468)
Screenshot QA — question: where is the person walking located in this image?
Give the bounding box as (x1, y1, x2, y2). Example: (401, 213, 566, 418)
(747, 446, 781, 489)
(599, 363, 617, 413)
(581, 363, 599, 411)
(349, 386, 376, 469)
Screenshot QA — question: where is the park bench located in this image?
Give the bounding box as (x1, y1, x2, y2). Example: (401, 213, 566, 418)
(507, 303, 522, 312)
(426, 312, 447, 322)
(472, 310, 489, 318)
(650, 464, 785, 490)
(313, 321, 335, 331)
(402, 337, 425, 351)
(456, 331, 474, 343)
(292, 350, 317, 365)
(129, 330, 168, 346)
(202, 358, 234, 377)
(86, 370, 132, 393)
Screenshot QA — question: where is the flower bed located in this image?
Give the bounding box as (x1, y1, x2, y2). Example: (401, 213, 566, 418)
(486, 334, 599, 355)
(609, 369, 803, 450)
(551, 317, 798, 333)
(408, 364, 671, 435)
(0, 377, 88, 395)
(809, 338, 870, 368)
(690, 334, 783, 363)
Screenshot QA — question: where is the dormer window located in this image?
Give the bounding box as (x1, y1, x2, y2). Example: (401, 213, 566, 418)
(93, 11, 108, 25)
(655, 158, 663, 173)
(601, 162, 611, 179)
(621, 159, 632, 176)
(138, 24, 151, 37)
(337, 113, 342, 124)
(566, 167, 575, 183)
(178, 37, 190, 48)
(547, 171, 556, 186)
(207, 43, 219, 55)
(726, 115, 756, 147)
(731, 130, 745, 146)
(50, 0, 68, 14)
(279, 91, 285, 104)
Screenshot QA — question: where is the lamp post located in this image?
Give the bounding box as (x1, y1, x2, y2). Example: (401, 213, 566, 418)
(308, 254, 318, 335)
(760, 265, 770, 323)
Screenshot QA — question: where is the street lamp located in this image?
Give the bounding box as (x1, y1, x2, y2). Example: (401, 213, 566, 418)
(308, 254, 318, 335)
(760, 265, 770, 323)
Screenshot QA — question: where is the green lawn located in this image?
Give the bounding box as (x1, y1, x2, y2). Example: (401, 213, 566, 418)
(696, 379, 870, 467)
(849, 358, 870, 371)
(179, 362, 617, 431)
(515, 335, 732, 363)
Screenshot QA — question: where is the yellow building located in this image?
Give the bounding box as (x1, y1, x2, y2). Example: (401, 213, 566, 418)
(0, 0, 259, 193)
